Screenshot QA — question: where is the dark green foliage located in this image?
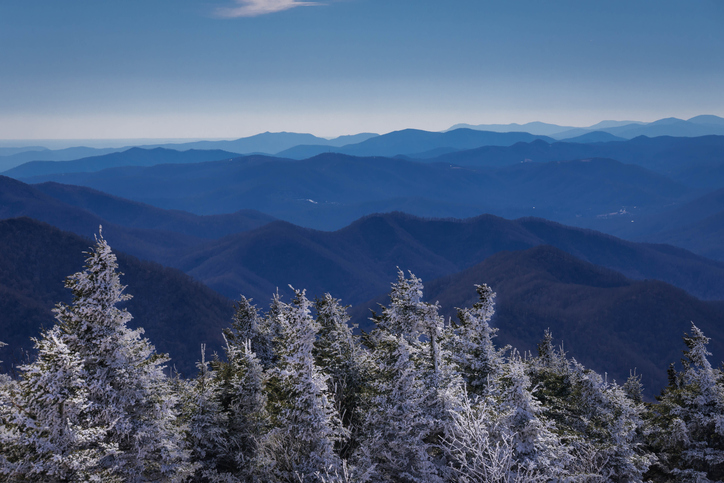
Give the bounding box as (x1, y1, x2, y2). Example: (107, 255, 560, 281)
(313, 294, 370, 459)
(645, 324, 724, 482)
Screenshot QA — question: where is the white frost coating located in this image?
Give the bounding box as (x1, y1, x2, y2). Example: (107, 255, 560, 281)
(0, 229, 195, 482)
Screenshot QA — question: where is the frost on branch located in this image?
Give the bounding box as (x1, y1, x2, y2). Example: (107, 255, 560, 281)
(0, 229, 195, 482)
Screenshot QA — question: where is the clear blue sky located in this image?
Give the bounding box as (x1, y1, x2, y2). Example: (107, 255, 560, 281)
(1, 0, 722, 139)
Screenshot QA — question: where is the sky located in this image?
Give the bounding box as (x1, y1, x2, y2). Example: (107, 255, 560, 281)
(0, 0, 723, 140)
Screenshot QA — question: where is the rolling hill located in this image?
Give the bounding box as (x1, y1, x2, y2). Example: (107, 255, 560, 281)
(169, 212, 724, 305)
(0, 146, 122, 172)
(33, 181, 275, 239)
(0, 176, 273, 262)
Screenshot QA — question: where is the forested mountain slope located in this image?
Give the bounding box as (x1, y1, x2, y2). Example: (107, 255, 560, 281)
(0, 176, 273, 261)
(172, 212, 724, 304)
(34, 181, 275, 239)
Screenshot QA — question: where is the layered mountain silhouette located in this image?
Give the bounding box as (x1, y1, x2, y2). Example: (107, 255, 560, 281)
(143, 131, 379, 156)
(350, 245, 724, 397)
(0, 176, 273, 262)
(16, 153, 691, 231)
(0, 132, 379, 172)
(450, 115, 724, 140)
(0, 146, 122, 172)
(3, 174, 721, 304)
(0, 217, 233, 376)
(2, 147, 239, 178)
(429, 135, 724, 180)
(167, 212, 724, 305)
(276, 128, 555, 159)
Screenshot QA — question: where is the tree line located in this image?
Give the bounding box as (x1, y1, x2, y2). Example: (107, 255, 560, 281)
(0, 232, 722, 482)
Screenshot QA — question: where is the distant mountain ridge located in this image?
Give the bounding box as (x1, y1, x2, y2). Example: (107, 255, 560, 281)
(276, 128, 555, 159)
(10, 137, 724, 259)
(1, 147, 239, 178)
(0, 146, 122, 172)
(451, 115, 724, 140)
(3, 173, 721, 306)
(0, 175, 274, 263)
(428, 135, 724, 181)
(2, 115, 721, 172)
(142, 131, 379, 155)
(0, 132, 379, 172)
(16, 152, 691, 231)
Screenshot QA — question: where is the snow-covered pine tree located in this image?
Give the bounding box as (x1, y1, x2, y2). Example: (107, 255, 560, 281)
(0, 327, 115, 482)
(528, 331, 652, 480)
(184, 345, 237, 483)
(447, 283, 508, 395)
(648, 323, 724, 482)
(264, 288, 347, 482)
(218, 338, 268, 481)
(493, 351, 571, 480)
(0, 341, 17, 478)
(443, 393, 548, 483)
(224, 296, 275, 371)
(355, 270, 463, 482)
(313, 293, 371, 460)
(3, 229, 195, 482)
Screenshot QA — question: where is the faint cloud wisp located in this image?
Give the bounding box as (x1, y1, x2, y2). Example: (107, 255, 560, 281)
(215, 0, 321, 18)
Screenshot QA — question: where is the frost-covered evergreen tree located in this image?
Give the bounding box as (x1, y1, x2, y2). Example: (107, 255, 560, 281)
(0, 328, 114, 482)
(528, 331, 652, 481)
(313, 293, 370, 459)
(648, 323, 724, 482)
(443, 394, 548, 483)
(186, 317, 269, 482)
(491, 352, 571, 480)
(2, 230, 195, 482)
(184, 346, 237, 483)
(0, 341, 18, 473)
(224, 297, 275, 371)
(264, 288, 347, 482)
(218, 338, 268, 481)
(356, 270, 463, 482)
(447, 284, 508, 395)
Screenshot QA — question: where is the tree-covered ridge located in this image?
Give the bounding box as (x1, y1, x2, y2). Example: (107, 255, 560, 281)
(1, 235, 723, 481)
